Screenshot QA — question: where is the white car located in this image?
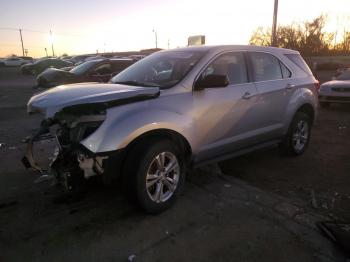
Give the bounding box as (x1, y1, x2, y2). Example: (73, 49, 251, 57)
(319, 68, 350, 107)
(4, 57, 30, 67)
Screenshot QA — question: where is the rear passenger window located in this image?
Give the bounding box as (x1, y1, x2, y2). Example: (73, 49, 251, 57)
(202, 52, 248, 85)
(250, 52, 283, 82)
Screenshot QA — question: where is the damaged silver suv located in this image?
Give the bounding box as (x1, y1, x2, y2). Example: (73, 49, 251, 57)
(23, 45, 319, 213)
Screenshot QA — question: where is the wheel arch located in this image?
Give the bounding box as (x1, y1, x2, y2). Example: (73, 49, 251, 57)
(124, 128, 193, 164)
(295, 103, 315, 125)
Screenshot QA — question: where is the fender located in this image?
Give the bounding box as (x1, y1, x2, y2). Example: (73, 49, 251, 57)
(80, 101, 195, 153)
(282, 86, 318, 134)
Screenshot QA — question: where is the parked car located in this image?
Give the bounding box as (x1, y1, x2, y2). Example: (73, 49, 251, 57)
(84, 55, 106, 62)
(19, 56, 34, 63)
(36, 58, 135, 88)
(20, 58, 73, 75)
(23, 45, 318, 213)
(3, 57, 31, 67)
(319, 68, 350, 107)
(60, 55, 73, 60)
(129, 54, 147, 60)
(69, 55, 94, 65)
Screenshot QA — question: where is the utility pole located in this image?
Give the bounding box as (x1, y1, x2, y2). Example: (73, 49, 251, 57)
(44, 48, 48, 57)
(167, 39, 170, 49)
(19, 29, 25, 56)
(152, 29, 158, 49)
(271, 0, 279, 47)
(50, 30, 55, 57)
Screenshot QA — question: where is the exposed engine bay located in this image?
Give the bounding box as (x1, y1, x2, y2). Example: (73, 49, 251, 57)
(22, 104, 109, 192)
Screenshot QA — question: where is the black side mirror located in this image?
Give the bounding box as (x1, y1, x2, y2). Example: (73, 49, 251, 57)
(194, 74, 229, 90)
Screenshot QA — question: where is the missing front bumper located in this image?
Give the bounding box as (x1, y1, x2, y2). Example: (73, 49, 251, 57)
(21, 131, 112, 191)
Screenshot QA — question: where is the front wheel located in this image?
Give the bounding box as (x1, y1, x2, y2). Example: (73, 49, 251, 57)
(279, 112, 312, 156)
(124, 139, 185, 214)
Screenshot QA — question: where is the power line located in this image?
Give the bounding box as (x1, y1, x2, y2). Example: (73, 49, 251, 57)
(0, 27, 86, 37)
(0, 27, 18, 31)
(0, 43, 47, 48)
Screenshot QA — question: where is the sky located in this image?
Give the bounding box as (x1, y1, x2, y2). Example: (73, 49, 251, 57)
(0, 0, 349, 57)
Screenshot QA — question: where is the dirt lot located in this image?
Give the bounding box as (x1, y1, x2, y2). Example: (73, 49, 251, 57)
(0, 67, 348, 261)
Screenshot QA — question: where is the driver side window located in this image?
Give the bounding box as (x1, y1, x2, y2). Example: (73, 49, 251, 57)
(201, 52, 248, 85)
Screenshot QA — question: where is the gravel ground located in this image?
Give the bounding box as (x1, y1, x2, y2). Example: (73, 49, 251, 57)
(221, 95, 350, 222)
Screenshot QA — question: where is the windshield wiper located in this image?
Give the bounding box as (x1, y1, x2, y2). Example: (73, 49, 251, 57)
(113, 80, 160, 87)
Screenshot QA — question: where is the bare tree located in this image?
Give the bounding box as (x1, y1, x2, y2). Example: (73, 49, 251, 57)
(249, 15, 349, 56)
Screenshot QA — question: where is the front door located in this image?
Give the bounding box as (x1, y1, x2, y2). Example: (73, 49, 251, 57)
(193, 52, 259, 162)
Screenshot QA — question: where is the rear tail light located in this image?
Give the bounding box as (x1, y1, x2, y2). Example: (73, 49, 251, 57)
(314, 80, 320, 92)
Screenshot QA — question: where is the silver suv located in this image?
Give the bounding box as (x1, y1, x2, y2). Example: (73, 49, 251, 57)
(24, 45, 319, 213)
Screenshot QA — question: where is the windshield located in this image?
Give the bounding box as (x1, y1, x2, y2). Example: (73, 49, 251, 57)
(111, 50, 207, 89)
(70, 60, 99, 75)
(336, 69, 350, 80)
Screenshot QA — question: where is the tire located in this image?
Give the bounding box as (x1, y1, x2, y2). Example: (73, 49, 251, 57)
(320, 102, 330, 108)
(123, 138, 186, 214)
(279, 112, 312, 156)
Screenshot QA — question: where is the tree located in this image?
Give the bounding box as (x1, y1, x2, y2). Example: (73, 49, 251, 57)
(249, 15, 349, 56)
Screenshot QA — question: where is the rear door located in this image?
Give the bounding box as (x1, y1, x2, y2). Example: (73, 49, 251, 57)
(193, 51, 259, 162)
(248, 52, 294, 140)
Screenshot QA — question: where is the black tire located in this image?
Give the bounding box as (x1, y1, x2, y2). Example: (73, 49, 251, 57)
(320, 102, 330, 108)
(123, 138, 186, 214)
(279, 112, 312, 156)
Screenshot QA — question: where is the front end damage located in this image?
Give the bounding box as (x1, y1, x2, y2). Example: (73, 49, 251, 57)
(22, 104, 110, 192)
(22, 83, 160, 191)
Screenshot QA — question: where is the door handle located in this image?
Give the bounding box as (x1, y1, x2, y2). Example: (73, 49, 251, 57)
(242, 92, 254, 100)
(285, 83, 295, 90)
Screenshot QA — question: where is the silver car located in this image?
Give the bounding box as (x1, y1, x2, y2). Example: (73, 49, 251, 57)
(24, 45, 319, 213)
(319, 68, 350, 107)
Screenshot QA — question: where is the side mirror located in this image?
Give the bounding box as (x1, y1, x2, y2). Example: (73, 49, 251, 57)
(194, 74, 229, 90)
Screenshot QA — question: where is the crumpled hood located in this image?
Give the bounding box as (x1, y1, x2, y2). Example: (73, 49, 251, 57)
(27, 83, 160, 118)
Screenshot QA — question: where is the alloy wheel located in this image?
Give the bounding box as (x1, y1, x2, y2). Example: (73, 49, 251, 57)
(145, 151, 180, 203)
(292, 120, 309, 152)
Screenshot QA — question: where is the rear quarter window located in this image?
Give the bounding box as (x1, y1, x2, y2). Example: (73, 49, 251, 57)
(280, 62, 291, 78)
(285, 54, 312, 75)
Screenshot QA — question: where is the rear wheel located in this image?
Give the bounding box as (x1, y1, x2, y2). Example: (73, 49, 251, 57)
(279, 112, 312, 156)
(123, 138, 185, 213)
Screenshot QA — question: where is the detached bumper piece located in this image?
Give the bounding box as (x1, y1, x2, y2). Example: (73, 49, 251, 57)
(21, 121, 52, 174)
